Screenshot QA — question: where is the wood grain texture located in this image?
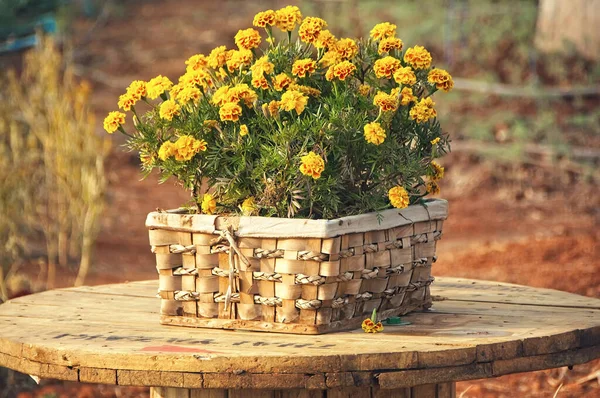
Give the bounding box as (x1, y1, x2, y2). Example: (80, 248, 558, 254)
(0, 277, 598, 390)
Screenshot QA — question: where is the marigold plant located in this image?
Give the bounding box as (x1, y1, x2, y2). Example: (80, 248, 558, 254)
(105, 5, 452, 218)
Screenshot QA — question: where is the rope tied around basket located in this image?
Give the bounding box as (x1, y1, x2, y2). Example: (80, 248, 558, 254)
(210, 225, 251, 313)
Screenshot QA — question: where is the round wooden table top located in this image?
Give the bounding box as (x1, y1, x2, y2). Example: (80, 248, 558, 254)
(0, 277, 598, 390)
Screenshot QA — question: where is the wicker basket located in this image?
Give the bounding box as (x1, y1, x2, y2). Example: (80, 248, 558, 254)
(146, 198, 448, 334)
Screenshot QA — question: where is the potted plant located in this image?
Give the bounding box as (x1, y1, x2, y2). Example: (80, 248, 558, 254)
(104, 5, 452, 334)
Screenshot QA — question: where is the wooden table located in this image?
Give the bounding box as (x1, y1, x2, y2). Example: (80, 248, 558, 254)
(0, 278, 598, 398)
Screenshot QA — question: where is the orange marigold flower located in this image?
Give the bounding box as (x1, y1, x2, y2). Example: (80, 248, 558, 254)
(426, 180, 440, 195)
(117, 93, 136, 111)
(273, 73, 293, 91)
(389, 186, 409, 209)
(226, 49, 253, 73)
(176, 86, 201, 105)
(158, 141, 177, 161)
(103, 111, 126, 134)
(180, 69, 211, 89)
(404, 45, 432, 70)
(126, 80, 147, 100)
(239, 124, 249, 136)
(361, 318, 384, 333)
(253, 10, 276, 27)
(358, 83, 371, 96)
(235, 28, 262, 50)
(370, 22, 396, 40)
(364, 122, 386, 145)
(267, 100, 280, 118)
(169, 83, 184, 99)
(173, 135, 207, 161)
(373, 91, 398, 112)
(280, 90, 308, 115)
(299, 151, 325, 179)
(211, 85, 230, 106)
(378, 37, 403, 55)
(325, 61, 356, 81)
(428, 68, 454, 92)
(333, 38, 358, 60)
(430, 160, 445, 181)
(319, 50, 343, 67)
(393, 66, 417, 86)
(275, 5, 302, 32)
(373, 56, 401, 79)
(410, 97, 437, 123)
(159, 100, 181, 121)
(201, 194, 216, 215)
(185, 54, 208, 72)
(250, 56, 275, 76)
(292, 58, 317, 78)
(289, 83, 321, 97)
(298, 17, 327, 44)
(146, 75, 173, 99)
(398, 87, 417, 106)
(219, 102, 243, 122)
(315, 29, 336, 49)
(207, 46, 229, 69)
(229, 84, 257, 107)
(251, 75, 269, 90)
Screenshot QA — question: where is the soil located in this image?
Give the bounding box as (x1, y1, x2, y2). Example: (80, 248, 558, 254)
(5, 0, 600, 397)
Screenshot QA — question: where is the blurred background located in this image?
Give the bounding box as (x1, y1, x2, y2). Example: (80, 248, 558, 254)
(0, 0, 598, 397)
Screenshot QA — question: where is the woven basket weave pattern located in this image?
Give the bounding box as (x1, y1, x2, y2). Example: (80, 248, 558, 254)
(149, 211, 443, 333)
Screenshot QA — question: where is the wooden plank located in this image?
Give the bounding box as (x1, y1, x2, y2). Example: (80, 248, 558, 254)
(436, 382, 456, 398)
(190, 390, 227, 398)
(377, 363, 493, 389)
(410, 384, 437, 398)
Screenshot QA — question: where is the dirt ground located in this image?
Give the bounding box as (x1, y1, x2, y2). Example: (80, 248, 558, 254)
(6, 0, 600, 397)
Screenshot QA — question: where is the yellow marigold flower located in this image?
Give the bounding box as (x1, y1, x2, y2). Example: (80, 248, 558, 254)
(280, 90, 308, 115)
(325, 60, 357, 81)
(430, 161, 445, 181)
(180, 69, 211, 88)
(204, 119, 218, 128)
(146, 75, 173, 99)
(229, 84, 258, 107)
(361, 318, 384, 333)
(289, 83, 321, 97)
(240, 197, 256, 216)
(410, 97, 437, 123)
(299, 151, 325, 179)
(176, 86, 201, 105)
(252, 75, 269, 90)
(117, 93, 136, 111)
(126, 80, 147, 100)
(333, 38, 358, 60)
(211, 85, 231, 106)
(173, 135, 207, 161)
(273, 73, 293, 91)
(253, 10, 276, 27)
(207, 46, 229, 69)
(159, 100, 181, 121)
(399, 87, 417, 106)
(158, 141, 176, 161)
(426, 180, 440, 195)
(275, 5, 302, 32)
(378, 37, 403, 55)
(201, 194, 216, 215)
(364, 122, 386, 145)
(103, 111, 126, 134)
(267, 100, 280, 118)
(169, 83, 184, 99)
(373, 56, 401, 79)
(185, 54, 208, 72)
(373, 91, 398, 112)
(298, 17, 327, 44)
(428, 68, 454, 92)
(319, 50, 343, 67)
(235, 28, 262, 50)
(240, 124, 249, 136)
(358, 83, 371, 96)
(431, 137, 440, 145)
(250, 56, 275, 76)
(315, 29, 336, 49)
(388, 186, 409, 209)
(370, 22, 396, 40)
(219, 102, 243, 122)
(226, 49, 253, 73)
(404, 45, 432, 70)
(292, 58, 317, 78)
(393, 66, 417, 86)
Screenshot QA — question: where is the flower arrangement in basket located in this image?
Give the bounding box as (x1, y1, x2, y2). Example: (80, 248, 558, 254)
(104, 6, 452, 334)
